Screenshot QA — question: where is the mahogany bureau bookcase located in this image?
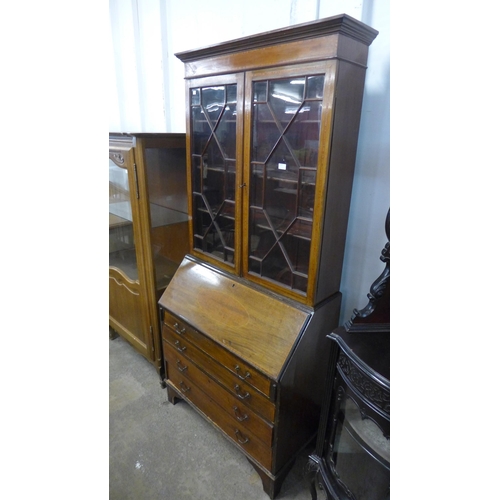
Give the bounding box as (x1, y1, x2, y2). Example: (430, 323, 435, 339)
(158, 14, 379, 499)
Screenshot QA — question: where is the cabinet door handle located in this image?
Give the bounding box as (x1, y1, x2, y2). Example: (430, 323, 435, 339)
(235, 365, 251, 380)
(234, 429, 249, 444)
(179, 381, 190, 393)
(173, 322, 186, 335)
(232, 406, 248, 422)
(174, 340, 186, 352)
(176, 359, 188, 372)
(234, 384, 250, 400)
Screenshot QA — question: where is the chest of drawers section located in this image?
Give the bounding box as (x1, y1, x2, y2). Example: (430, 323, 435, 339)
(158, 256, 340, 499)
(162, 309, 275, 468)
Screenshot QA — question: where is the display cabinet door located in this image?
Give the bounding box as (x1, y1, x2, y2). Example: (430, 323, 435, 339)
(243, 62, 336, 304)
(109, 149, 151, 358)
(186, 73, 244, 274)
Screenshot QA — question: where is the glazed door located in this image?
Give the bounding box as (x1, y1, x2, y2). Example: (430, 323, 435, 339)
(243, 62, 336, 303)
(186, 73, 244, 274)
(109, 148, 151, 359)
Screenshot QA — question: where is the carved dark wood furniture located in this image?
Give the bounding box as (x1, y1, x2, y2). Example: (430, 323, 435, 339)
(308, 210, 390, 500)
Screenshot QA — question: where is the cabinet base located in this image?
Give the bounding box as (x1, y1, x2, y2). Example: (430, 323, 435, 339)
(165, 382, 296, 499)
(166, 385, 183, 405)
(247, 457, 295, 499)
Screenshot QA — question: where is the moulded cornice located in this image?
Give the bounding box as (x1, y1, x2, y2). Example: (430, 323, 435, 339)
(175, 14, 379, 62)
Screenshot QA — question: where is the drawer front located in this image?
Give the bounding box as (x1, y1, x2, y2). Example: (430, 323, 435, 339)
(164, 346, 274, 445)
(163, 325, 275, 422)
(167, 365, 272, 470)
(163, 309, 274, 399)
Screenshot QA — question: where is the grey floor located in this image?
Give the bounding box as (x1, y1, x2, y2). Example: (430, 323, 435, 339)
(110, 334, 320, 500)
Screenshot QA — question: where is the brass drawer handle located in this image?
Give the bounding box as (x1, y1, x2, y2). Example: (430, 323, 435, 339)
(176, 359, 188, 372)
(234, 429, 249, 444)
(173, 322, 186, 335)
(179, 380, 190, 393)
(174, 340, 186, 352)
(234, 384, 250, 400)
(232, 406, 248, 422)
(235, 365, 251, 380)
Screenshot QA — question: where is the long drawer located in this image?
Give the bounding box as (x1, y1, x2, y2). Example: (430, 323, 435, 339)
(163, 310, 274, 399)
(164, 346, 274, 445)
(163, 324, 276, 422)
(166, 360, 273, 470)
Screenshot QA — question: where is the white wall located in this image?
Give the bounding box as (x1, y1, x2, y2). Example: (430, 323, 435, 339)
(109, 0, 390, 324)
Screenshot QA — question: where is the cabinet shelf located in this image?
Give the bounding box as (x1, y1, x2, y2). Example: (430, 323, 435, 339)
(149, 203, 189, 228)
(196, 207, 236, 222)
(195, 164, 235, 173)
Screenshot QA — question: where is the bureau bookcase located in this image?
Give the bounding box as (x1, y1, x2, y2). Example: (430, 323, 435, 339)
(159, 14, 378, 498)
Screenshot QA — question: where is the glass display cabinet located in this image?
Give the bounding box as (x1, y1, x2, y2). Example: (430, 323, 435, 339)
(159, 15, 379, 499)
(309, 211, 390, 500)
(109, 133, 189, 371)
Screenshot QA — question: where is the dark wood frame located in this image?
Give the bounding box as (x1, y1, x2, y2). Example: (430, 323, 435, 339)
(308, 209, 390, 500)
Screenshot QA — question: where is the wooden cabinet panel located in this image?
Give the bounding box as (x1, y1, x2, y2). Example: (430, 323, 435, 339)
(159, 257, 309, 379)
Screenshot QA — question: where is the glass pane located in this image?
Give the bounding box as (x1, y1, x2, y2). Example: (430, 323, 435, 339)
(249, 209, 273, 259)
(109, 158, 138, 280)
(252, 103, 280, 163)
(269, 78, 304, 126)
(299, 169, 316, 218)
(331, 398, 390, 500)
(192, 154, 202, 193)
(191, 88, 200, 106)
(262, 244, 290, 287)
(226, 84, 237, 103)
(191, 105, 211, 155)
(144, 147, 189, 291)
(201, 86, 225, 126)
(306, 75, 324, 99)
(285, 101, 322, 168)
(266, 139, 299, 181)
(253, 81, 267, 102)
(215, 101, 237, 160)
(204, 136, 225, 172)
(190, 83, 238, 266)
(225, 160, 236, 201)
(250, 164, 264, 207)
(248, 74, 324, 294)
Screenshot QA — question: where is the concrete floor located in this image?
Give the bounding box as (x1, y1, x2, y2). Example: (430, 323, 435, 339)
(110, 334, 320, 500)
